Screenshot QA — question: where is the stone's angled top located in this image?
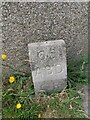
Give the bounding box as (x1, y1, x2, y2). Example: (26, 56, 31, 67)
(28, 39, 65, 47)
(28, 40, 67, 94)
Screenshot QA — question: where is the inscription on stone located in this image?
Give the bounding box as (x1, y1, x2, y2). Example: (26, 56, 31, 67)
(28, 40, 67, 94)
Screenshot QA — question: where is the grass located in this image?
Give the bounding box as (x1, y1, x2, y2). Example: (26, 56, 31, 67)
(2, 55, 88, 118)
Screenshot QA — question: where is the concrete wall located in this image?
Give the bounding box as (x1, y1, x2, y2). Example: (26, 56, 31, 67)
(2, 2, 88, 74)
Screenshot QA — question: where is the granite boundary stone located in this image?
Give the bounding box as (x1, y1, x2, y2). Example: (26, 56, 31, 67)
(28, 40, 67, 94)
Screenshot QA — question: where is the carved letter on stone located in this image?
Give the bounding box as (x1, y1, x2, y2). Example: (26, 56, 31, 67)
(59, 46, 63, 57)
(49, 46, 56, 59)
(38, 50, 45, 60)
(46, 65, 53, 75)
(56, 65, 62, 73)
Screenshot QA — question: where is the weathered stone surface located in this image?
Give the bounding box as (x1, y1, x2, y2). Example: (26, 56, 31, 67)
(28, 40, 67, 94)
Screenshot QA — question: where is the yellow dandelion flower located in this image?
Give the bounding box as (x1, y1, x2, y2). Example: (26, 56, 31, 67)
(16, 103, 21, 109)
(38, 113, 41, 118)
(2, 54, 7, 60)
(9, 76, 15, 84)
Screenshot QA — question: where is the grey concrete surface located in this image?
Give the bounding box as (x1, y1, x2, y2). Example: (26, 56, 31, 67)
(28, 40, 67, 94)
(1, 2, 88, 74)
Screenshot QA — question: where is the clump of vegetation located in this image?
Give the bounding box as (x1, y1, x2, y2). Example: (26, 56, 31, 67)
(2, 54, 88, 118)
(67, 55, 88, 88)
